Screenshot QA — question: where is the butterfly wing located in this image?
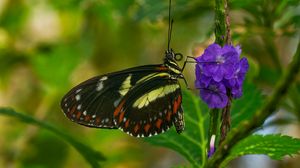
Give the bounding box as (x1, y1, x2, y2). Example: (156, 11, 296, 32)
(60, 65, 166, 128)
(113, 74, 184, 137)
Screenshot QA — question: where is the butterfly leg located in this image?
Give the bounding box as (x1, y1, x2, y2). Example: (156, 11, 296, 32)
(181, 56, 196, 71)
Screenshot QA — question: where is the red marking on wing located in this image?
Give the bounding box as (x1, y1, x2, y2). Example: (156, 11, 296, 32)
(144, 124, 151, 133)
(178, 95, 182, 104)
(166, 111, 172, 121)
(84, 115, 91, 121)
(134, 123, 140, 133)
(76, 112, 82, 119)
(125, 119, 130, 128)
(173, 101, 178, 114)
(173, 95, 182, 114)
(114, 100, 125, 117)
(155, 119, 163, 129)
(156, 66, 168, 71)
(69, 106, 76, 114)
(95, 117, 101, 125)
(118, 112, 125, 123)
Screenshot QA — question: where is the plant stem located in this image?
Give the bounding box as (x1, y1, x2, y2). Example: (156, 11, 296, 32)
(214, 0, 226, 46)
(207, 0, 232, 158)
(206, 42, 300, 168)
(224, 0, 231, 44)
(219, 95, 231, 144)
(208, 109, 221, 157)
(212, 0, 232, 151)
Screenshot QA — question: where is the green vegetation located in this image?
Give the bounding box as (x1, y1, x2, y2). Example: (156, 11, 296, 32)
(0, 0, 299, 167)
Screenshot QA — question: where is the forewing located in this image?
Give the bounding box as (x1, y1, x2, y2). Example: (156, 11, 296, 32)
(113, 75, 183, 137)
(60, 65, 165, 128)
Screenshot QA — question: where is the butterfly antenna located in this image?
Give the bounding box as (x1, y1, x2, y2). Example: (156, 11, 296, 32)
(167, 0, 173, 51)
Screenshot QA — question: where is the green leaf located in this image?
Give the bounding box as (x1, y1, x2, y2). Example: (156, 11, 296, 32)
(222, 134, 300, 167)
(231, 82, 264, 128)
(0, 107, 105, 168)
(145, 90, 209, 167)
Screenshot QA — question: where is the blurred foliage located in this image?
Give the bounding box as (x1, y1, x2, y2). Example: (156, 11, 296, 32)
(231, 83, 264, 128)
(0, 108, 105, 168)
(0, 0, 299, 167)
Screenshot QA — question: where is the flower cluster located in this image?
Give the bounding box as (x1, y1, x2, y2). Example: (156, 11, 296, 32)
(195, 43, 249, 108)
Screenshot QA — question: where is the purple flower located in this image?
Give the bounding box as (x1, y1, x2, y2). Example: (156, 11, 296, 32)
(196, 44, 239, 82)
(195, 43, 249, 108)
(227, 57, 249, 98)
(197, 80, 228, 109)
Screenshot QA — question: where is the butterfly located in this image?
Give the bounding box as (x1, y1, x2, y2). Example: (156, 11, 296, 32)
(60, 49, 187, 137)
(60, 0, 190, 137)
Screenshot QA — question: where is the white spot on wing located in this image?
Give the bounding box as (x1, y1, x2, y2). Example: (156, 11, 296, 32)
(96, 82, 103, 91)
(92, 114, 96, 118)
(100, 76, 108, 81)
(77, 104, 82, 110)
(75, 89, 82, 93)
(75, 95, 81, 101)
(83, 110, 87, 116)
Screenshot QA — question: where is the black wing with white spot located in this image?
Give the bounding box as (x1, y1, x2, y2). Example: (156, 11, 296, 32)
(60, 65, 168, 129)
(113, 75, 184, 137)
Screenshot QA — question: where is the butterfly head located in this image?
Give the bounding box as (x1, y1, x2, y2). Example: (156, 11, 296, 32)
(165, 49, 183, 61)
(164, 49, 184, 75)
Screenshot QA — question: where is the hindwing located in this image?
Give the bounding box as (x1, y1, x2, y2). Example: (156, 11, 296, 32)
(113, 75, 184, 137)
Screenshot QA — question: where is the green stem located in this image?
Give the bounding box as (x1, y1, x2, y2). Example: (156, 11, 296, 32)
(208, 109, 221, 152)
(214, 0, 226, 46)
(206, 42, 300, 168)
(206, 0, 231, 160)
(211, 0, 231, 155)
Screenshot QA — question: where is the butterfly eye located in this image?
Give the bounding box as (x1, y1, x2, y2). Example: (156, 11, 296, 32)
(175, 53, 183, 61)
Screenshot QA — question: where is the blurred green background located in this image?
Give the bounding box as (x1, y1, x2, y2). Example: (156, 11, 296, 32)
(0, 0, 299, 168)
